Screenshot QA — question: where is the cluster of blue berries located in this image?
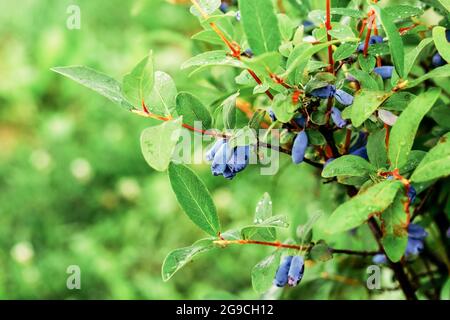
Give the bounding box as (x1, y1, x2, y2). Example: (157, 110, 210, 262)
(273, 255, 305, 287)
(206, 139, 250, 180)
(373, 223, 428, 264)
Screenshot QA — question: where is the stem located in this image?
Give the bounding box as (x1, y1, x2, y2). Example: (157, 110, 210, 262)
(368, 218, 418, 300)
(325, 0, 334, 74)
(214, 239, 378, 256)
(363, 12, 374, 57)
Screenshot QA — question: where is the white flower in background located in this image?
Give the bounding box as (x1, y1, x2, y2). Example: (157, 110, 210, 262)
(70, 158, 93, 183)
(30, 149, 52, 171)
(11, 241, 34, 264)
(117, 177, 141, 201)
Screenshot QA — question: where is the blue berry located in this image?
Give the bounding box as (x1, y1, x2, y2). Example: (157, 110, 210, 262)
(227, 145, 250, 174)
(219, 2, 229, 13)
(407, 185, 416, 204)
(310, 85, 336, 99)
(243, 48, 254, 57)
(432, 53, 446, 67)
(287, 256, 305, 287)
(208, 140, 250, 180)
(211, 141, 233, 176)
(331, 107, 347, 128)
(372, 253, 388, 265)
(405, 238, 424, 257)
(373, 66, 394, 79)
(268, 108, 277, 122)
(408, 223, 428, 240)
(350, 146, 368, 160)
(291, 131, 309, 164)
(273, 256, 293, 287)
(335, 89, 354, 106)
(294, 115, 306, 128)
(349, 132, 368, 153)
(206, 139, 226, 161)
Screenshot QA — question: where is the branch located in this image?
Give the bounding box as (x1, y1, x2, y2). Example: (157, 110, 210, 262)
(368, 218, 418, 300)
(214, 239, 379, 256)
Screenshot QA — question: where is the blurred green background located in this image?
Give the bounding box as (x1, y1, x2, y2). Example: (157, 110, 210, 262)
(0, 0, 410, 299)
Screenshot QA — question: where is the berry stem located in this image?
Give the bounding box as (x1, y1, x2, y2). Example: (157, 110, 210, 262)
(325, 0, 334, 74)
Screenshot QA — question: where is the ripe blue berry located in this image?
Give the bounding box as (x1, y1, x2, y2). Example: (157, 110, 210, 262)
(273, 256, 293, 287)
(310, 85, 336, 99)
(432, 53, 446, 67)
(243, 48, 254, 58)
(407, 185, 416, 204)
(408, 223, 428, 240)
(335, 89, 354, 106)
(331, 107, 347, 128)
(211, 142, 233, 176)
(206, 139, 226, 161)
(350, 146, 368, 160)
(287, 256, 305, 287)
(219, 2, 229, 13)
(268, 108, 277, 122)
(294, 115, 306, 128)
(373, 66, 394, 79)
(227, 145, 250, 174)
(291, 131, 309, 164)
(372, 253, 388, 265)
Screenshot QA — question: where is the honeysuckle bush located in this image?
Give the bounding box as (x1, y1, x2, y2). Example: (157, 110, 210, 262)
(52, 0, 450, 299)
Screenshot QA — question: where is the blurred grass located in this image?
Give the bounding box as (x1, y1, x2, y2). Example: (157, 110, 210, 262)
(0, 0, 388, 299)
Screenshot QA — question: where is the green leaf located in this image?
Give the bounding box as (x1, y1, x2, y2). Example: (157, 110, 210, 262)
(176, 92, 212, 128)
(330, 8, 364, 18)
(251, 251, 281, 293)
(386, 5, 423, 20)
(411, 132, 450, 183)
(310, 240, 333, 262)
(322, 155, 376, 178)
(399, 150, 426, 175)
(241, 215, 289, 241)
(374, 5, 405, 78)
(162, 238, 214, 281)
(404, 38, 433, 77)
(51, 66, 133, 110)
(181, 50, 245, 72)
(168, 162, 221, 236)
(271, 94, 296, 123)
(436, 0, 450, 11)
(140, 118, 182, 172)
(243, 52, 282, 77)
(358, 55, 376, 73)
(255, 192, 272, 222)
(327, 180, 402, 233)
(441, 277, 450, 300)
(221, 92, 239, 129)
(407, 63, 450, 88)
(240, 0, 281, 55)
(433, 26, 450, 64)
(351, 90, 391, 127)
(381, 92, 416, 112)
(367, 128, 388, 169)
(148, 71, 177, 116)
(333, 42, 358, 61)
(381, 194, 408, 262)
(284, 40, 342, 78)
(348, 69, 379, 90)
(389, 88, 441, 169)
(191, 30, 225, 45)
(190, 0, 221, 17)
(328, 24, 355, 40)
(122, 54, 154, 108)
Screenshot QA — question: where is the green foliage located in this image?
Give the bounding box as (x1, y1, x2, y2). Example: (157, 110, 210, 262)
(4, 0, 449, 300)
(168, 163, 221, 236)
